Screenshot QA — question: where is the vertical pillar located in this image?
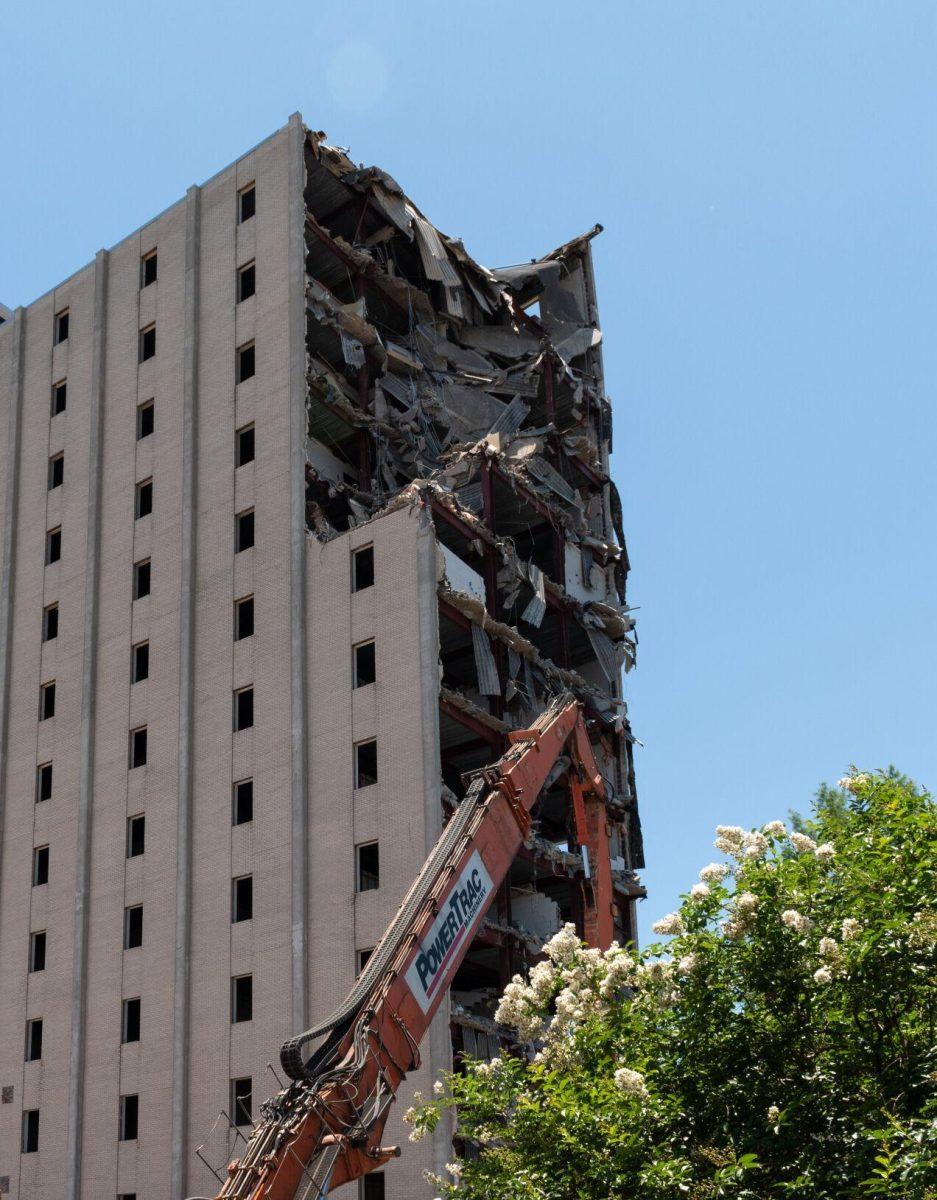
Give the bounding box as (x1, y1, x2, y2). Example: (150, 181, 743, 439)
(170, 183, 201, 1200)
(0, 308, 25, 892)
(287, 111, 310, 1034)
(65, 249, 109, 1200)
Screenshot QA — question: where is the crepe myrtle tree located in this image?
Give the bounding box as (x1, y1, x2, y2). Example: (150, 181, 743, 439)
(409, 771, 937, 1199)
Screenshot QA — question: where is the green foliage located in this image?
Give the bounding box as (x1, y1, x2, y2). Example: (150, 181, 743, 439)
(411, 772, 937, 1199)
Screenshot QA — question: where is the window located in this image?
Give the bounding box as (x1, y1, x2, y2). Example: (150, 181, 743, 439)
(121, 997, 141, 1044)
(124, 906, 143, 950)
(119, 1094, 139, 1141)
(237, 261, 256, 303)
(361, 1173, 386, 1200)
(234, 687, 254, 732)
(235, 509, 254, 553)
(39, 682, 55, 721)
(36, 763, 53, 803)
(42, 604, 58, 642)
(352, 545, 374, 592)
(236, 341, 255, 384)
(118, 1194, 137, 1200)
(237, 184, 255, 223)
(127, 814, 145, 858)
(231, 1077, 252, 1126)
(133, 559, 151, 599)
(353, 640, 376, 688)
(356, 842, 379, 891)
(25, 1019, 43, 1063)
(137, 399, 154, 440)
(32, 846, 49, 887)
(236, 423, 255, 467)
(54, 308, 69, 344)
(46, 527, 62, 565)
(232, 875, 253, 922)
(21, 1109, 39, 1154)
(135, 478, 153, 519)
(141, 250, 157, 288)
(231, 974, 253, 1023)
(234, 595, 254, 641)
(48, 453, 64, 490)
(129, 727, 148, 769)
(139, 324, 156, 362)
(233, 779, 253, 825)
(51, 379, 67, 416)
(131, 641, 149, 683)
(29, 931, 46, 973)
(357, 947, 374, 974)
(354, 741, 377, 789)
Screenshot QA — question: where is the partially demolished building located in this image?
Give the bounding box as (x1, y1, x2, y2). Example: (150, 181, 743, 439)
(0, 115, 641, 1200)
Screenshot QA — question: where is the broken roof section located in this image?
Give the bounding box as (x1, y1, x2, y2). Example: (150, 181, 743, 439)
(300, 124, 640, 865)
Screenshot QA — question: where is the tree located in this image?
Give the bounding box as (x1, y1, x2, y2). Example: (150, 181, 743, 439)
(409, 771, 937, 1198)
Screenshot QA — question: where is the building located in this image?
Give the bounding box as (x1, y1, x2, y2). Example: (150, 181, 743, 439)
(0, 114, 642, 1200)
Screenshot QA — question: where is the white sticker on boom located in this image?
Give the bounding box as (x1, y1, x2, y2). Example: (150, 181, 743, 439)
(405, 850, 494, 1014)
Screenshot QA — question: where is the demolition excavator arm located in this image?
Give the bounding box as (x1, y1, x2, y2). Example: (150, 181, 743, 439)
(208, 694, 613, 1200)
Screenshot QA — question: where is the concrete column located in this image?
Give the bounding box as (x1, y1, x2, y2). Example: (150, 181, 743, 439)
(0, 308, 25, 889)
(65, 249, 109, 1200)
(170, 183, 201, 1200)
(287, 110, 310, 1034)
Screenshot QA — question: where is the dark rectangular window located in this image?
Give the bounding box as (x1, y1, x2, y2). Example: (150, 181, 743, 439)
(122, 997, 141, 1044)
(231, 1078, 252, 1126)
(29, 931, 46, 973)
(362, 1172, 386, 1200)
(357, 947, 374, 974)
(237, 261, 256, 303)
(135, 478, 153, 519)
(37, 763, 53, 803)
(234, 595, 254, 641)
(39, 682, 55, 721)
(236, 423, 255, 467)
(234, 687, 254, 731)
(32, 846, 49, 887)
(141, 250, 157, 288)
(354, 640, 376, 688)
(21, 1109, 39, 1154)
(129, 727, 148, 769)
(235, 509, 254, 553)
(232, 875, 253, 922)
(236, 341, 255, 384)
(133, 559, 151, 599)
(137, 400, 154, 440)
(46, 527, 62, 565)
(127, 814, 145, 858)
(352, 545, 374, 592)
(124, 906, 143, 950)
(233, 779, 253, 825)
(119, 1094, 139, 1141)
(42, 604, 58, 643)
(354, 740, 377, 789)
(231, 974, 253, 1023)
(51, 379, 67, 416)
(25, 1019, 43, 1063)
(48, 453, 64, 490)
(132, 641, 149, 683)
(238, 184, 255, 223)
(54, 308, 69, 344)
(139, 324, 156, 362)
(356, 842, 379, 892)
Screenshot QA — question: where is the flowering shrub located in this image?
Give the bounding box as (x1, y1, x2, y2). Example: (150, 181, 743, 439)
(410, 771, 937, 1198)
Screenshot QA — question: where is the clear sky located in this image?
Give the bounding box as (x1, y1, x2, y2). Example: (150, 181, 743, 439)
(3, 2, 935, 943)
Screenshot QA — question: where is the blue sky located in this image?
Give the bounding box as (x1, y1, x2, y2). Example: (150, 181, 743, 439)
(3, 2, 935, 942)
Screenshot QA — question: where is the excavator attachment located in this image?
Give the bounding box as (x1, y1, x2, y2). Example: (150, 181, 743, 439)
(208, 694, 611, 1199)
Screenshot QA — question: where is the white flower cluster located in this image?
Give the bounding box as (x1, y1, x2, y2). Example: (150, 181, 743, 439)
(789, 831, 817, 854)
(714, 825, 746, 855)
(614, 1066, 647, 1097)
(743, 830, 769, 859)
(652, 911, 685, 936)
(781, 909, 813, 935)
(700, 861, 730, 883)
(763, 820, 787, 838)
(841, 917, 861, 941)
(813, 966, 833, 984)
(837, 772, 871, 794)
(678, 953, 698, 975)
(690, 882, 710, 900)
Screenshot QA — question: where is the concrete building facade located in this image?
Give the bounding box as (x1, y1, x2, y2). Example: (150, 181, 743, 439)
(0, 115, 641, 1200)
